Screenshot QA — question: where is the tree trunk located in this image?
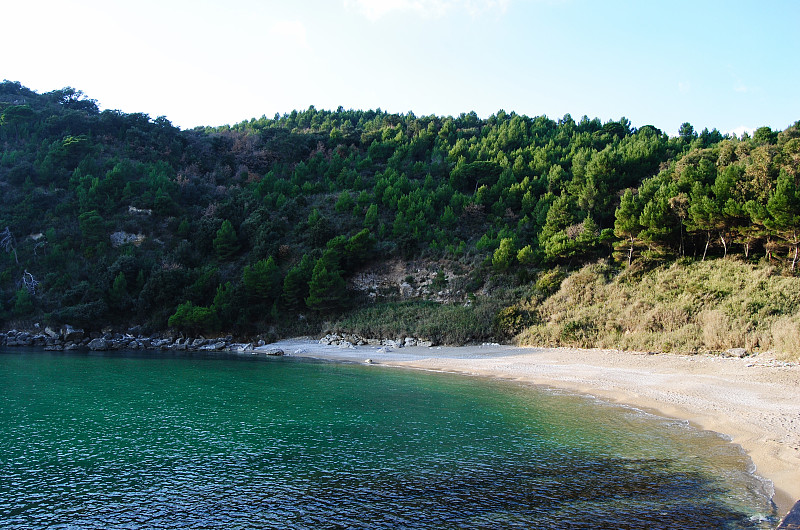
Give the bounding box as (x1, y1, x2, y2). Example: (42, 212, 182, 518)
(702, 232, 710, 261)
(744, 241, 750, 259)
(793, 245, 799, 271)
(627, 236, 634, 267)
(720, 235, 727, 258)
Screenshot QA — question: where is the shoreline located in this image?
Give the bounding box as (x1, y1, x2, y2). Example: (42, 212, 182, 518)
(273, 338, 800, 516)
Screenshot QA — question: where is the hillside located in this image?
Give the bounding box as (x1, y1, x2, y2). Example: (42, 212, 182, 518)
(1, 81, 799, 351)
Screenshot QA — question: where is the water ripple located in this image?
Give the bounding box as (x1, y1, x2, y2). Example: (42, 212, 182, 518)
(0, 350, 776, 529)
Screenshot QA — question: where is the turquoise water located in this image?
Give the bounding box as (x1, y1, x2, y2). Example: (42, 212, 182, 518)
(0, 349, 777, 529)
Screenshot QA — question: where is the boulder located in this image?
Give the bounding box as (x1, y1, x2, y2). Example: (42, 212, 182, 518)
(726, 347, 748, 358)
(87, 338, 109, 351)
(62, 325, 84, 342)
(253, 346, 284, 356)
(417, 340, 434, 347)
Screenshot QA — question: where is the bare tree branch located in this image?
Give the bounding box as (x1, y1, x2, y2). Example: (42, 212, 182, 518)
(1, 226, 19, 264)
(22, 270, 39, 294)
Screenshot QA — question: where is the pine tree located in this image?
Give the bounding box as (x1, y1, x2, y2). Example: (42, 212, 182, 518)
(283, 254, 315, 311)
(614, 189, 642, 265)
(305, 259, 346, 312)
(213, 220, 240, 261)
(242, 256, 280, 303)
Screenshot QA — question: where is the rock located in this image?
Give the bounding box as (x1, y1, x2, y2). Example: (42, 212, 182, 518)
(339, 341, 355, 349)
(110, 231, 146, 248)
(44, 327, 59, 339)
(376, 347, 388, 354)
(399, 282, 414, 298)
(263, 348, 284, 356)
(404, 337, 417, 347)
(44, 344, 63, 351)
(364, 358, 373, 364)
(87, 338, 109, 351)
(726, 347, 748, 358)
(417, 340, 433, 347)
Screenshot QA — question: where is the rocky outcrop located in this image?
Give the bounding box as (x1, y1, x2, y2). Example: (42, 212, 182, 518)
(348, 259, 464, 304)
(110, 231, 146, 248)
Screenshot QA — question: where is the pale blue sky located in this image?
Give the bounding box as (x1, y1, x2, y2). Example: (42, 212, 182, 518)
(2, 0, 797, 135)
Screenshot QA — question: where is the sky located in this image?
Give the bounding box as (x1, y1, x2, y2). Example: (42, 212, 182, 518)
(2, 0, 798, 136)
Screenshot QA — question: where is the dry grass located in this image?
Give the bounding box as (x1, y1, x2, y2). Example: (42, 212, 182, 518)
(516, 259, 800, 360)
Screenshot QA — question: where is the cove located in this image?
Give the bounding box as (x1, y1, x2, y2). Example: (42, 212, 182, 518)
(0, 349, 777, 529)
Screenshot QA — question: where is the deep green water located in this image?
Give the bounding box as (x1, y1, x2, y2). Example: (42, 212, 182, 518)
(0, 349, 777, 529)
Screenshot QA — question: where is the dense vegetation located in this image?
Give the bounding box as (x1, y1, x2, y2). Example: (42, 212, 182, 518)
(1, 80, 798, 350)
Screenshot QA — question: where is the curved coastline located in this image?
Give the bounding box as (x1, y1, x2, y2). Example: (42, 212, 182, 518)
(275, 338, 800, 517)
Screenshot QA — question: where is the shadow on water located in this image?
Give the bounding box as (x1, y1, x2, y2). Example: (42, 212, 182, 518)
(287, 455, 774, 529)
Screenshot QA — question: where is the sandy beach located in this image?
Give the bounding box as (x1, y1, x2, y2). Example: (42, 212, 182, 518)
(270, 338, 800, 516)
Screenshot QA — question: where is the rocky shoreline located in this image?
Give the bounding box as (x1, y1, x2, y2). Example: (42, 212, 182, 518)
(1, 328, 437, 356)
(1, 326, 286, 356)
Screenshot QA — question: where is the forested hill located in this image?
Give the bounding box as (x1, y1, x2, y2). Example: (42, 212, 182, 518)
(1, 80, 799, 340)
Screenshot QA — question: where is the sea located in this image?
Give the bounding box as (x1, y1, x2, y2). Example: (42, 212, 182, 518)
(0, 348, 778, 529)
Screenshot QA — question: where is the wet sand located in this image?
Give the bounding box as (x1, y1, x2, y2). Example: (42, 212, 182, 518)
(270, 338, 800, 515)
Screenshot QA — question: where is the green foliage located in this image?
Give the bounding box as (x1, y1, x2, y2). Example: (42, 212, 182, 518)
(168, 301, 217, 333)
(2, 80, 798, 339)
(242, 256, 281, 303)
(212, 282, 237, 329)
(305, 259, 346, 313)
(335, 191, 354, 213)
(213, 220, 240, 261)
(282, 254, 315, 311)
(517, 245, 535, 265)
(364, 203, 379, 229)
(107, 271, 130, 310)
(333, 298, 509, 345)
(13, 288, 34, 316)
(493, 238, 516, 271)
(494, 305, 536, 340)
